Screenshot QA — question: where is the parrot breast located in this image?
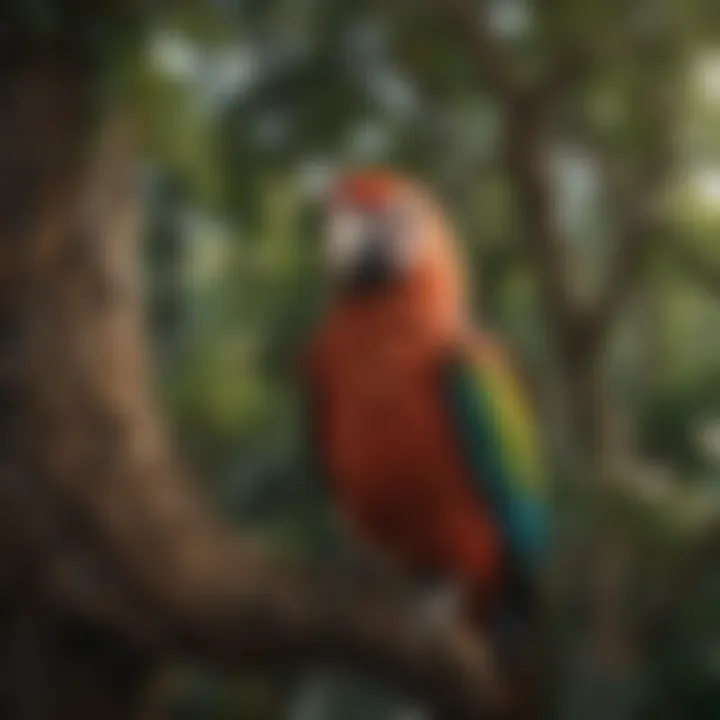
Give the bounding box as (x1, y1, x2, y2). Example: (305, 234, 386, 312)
(309, 305, 502, 595)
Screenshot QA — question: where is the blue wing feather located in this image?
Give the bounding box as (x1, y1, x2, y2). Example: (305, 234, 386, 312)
(442, 344, 549, 579)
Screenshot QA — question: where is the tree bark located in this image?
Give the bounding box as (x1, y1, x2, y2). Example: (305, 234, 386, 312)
(0, 55, 156, 720)
(0, 54, 503, 720)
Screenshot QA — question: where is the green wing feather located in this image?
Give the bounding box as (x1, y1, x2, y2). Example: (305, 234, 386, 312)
(442, 339, 548, 577)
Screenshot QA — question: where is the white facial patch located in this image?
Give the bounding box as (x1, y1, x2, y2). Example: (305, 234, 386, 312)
(325, 209, 367, 275)
(324, 203, 419, 279)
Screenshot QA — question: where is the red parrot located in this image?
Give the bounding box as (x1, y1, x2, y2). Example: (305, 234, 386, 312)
(301, 169, 547, 655)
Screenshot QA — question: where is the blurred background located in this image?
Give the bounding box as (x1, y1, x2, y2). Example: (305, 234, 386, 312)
(2, 0, 719, 718)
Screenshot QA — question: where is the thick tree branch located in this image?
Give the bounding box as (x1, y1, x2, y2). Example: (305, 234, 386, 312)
(428, 0, 579, 340)
(139, 541, 501, 720)
(503, 99, 582, 342)
(1, 104, 504, 719)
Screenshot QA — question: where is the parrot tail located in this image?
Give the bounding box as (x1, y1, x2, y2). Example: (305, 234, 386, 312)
(471, 572, 543, 719)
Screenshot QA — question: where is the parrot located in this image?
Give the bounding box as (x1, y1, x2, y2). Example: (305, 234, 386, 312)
(300, 169, 548, 687)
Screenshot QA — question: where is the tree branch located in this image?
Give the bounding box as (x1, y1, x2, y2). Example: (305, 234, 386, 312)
(5, 113, 504, 720)
(151, 542, 502, 720)
(427, 0, 579, 340)
(503, 98, 582, 341)
(426, 0, 522, 101)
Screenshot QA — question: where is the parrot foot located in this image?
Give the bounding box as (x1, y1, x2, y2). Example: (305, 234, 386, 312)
(416, 582, 464, 631)
(415, 583, 501, 707)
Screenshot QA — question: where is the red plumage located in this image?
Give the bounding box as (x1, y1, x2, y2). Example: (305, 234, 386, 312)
(331, 169, 406, 211)
(304, 171, 506, 614)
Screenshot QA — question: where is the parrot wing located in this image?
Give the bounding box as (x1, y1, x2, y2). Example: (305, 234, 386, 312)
(441, 336, 549, 579)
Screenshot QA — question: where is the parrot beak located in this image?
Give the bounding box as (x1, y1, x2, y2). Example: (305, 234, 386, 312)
(345, 233, 396, 295)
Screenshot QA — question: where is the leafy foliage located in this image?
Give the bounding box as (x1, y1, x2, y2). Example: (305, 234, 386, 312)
(131, 1, 720, 717)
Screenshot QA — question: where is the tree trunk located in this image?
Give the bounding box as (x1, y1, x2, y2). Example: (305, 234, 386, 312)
(0, 47, 500, 720)
(0, 55, 158, 719)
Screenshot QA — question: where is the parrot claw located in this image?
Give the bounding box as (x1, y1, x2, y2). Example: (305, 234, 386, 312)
(416, 583, 464, 630)
(415, 584, 501, 702)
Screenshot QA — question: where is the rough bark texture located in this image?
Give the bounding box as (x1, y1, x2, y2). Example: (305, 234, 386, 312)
(0, 55, 506, 720)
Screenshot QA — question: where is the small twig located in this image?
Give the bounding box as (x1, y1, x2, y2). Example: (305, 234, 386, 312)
(426, 0, 523, 101)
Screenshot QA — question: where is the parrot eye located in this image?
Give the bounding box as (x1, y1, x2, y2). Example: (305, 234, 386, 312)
(324, 201, 419, 292)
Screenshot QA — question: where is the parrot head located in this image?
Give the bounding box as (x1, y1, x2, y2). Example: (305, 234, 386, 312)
(324, 169, 464, 309)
